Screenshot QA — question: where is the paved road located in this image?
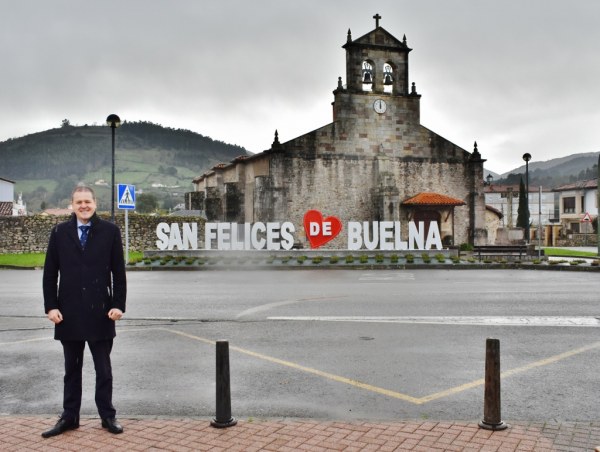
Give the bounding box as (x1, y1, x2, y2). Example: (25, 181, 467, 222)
(1, 269, 599, 422)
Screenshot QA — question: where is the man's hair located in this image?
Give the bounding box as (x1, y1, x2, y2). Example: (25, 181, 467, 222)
(71, 185, 96, 201)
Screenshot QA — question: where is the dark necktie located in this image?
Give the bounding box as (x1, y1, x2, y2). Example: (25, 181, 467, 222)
(79, 225, 90, 248)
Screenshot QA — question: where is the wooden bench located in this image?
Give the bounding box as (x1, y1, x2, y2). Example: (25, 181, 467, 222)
(473, 245, 529, 261)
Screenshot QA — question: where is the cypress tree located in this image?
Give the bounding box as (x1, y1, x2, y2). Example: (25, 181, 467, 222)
(516, 176, 529, 229)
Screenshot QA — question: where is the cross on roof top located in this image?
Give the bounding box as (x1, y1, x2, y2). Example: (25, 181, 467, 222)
(373, 13, 381, 28)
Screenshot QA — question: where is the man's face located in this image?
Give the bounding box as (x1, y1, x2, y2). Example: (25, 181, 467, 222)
(72, 190, 97, 224)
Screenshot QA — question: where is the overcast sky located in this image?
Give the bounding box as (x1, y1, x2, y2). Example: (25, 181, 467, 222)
(1, 0, 598, 175)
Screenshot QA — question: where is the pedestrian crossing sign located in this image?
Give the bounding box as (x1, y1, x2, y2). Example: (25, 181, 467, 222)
(117, 184, 135, 209)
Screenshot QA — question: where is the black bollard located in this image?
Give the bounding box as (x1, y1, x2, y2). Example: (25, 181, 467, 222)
(211, 340, 237, 428)
(479, 338, 509, 431)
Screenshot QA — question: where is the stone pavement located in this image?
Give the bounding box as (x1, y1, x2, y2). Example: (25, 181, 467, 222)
(2, 416, 600, 451)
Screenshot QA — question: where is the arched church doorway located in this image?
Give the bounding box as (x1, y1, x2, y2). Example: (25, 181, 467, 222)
(413, 210, 441, 238)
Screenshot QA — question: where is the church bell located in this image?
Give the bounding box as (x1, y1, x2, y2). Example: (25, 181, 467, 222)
(384, 74, 393, 85)
(363, 72, 373, 84)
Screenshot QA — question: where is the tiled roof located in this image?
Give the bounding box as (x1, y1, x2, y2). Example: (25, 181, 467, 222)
(0, 201, 12, 216)
(402, 192, 466, 206)
(484, 184, 551, 193)
(41, 208, 73, 216)
(553, 179, 598, 191)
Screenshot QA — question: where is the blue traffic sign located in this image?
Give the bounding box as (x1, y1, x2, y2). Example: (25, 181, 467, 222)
(117, 184, 135, 209)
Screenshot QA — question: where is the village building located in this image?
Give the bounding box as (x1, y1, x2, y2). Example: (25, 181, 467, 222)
(190, 15, 487, 248)
(552, 179, 598, 234)
(0, 177, 27, 216)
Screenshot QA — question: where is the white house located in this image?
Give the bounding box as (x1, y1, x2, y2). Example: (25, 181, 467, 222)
(553, 179, 598, 233)
(484, 183, 556, 228)
(0, 177, 27, 216)
(0, 177, 15, 216)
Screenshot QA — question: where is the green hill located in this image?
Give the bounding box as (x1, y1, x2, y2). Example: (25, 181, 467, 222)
(1, 121, 249, 212)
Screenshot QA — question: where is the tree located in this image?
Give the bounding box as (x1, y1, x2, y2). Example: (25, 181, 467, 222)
(516, 176, 529, 229)
(61, 119, 71, 128)
(136, 193, 159, 213)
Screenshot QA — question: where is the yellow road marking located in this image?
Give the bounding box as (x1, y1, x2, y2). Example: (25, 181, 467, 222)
(0, 327, 161, 346)
(228, 344, 423, 404)
(162, 328, 600, 405)
(10, 327, 597, 405)
(0, 336, 52, 346)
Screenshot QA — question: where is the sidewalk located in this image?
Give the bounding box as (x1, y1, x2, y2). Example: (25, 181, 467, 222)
(2, 416, 600, 451)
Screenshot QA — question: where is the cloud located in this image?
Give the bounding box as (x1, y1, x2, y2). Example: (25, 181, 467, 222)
(1, 0, 598, 174)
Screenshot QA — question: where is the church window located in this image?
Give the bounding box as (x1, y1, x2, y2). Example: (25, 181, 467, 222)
(362, 61, 373, 91)
(383, 63, 394, 93)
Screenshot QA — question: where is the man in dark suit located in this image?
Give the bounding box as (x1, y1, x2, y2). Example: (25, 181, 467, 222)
(42, 185, 127, 438)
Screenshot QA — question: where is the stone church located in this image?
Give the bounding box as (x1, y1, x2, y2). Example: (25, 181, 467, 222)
(191, 15, 487, 248)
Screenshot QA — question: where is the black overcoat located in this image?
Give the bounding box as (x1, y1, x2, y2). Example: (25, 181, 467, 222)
(43, 213, 127, 341)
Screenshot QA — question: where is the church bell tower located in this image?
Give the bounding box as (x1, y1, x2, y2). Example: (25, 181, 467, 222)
(342, 13, 411, 95)
(332, 14, 421, 145)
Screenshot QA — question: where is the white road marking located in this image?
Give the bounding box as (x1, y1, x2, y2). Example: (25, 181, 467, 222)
(359, 272, 415, 281)
(236, 296, 347, 319)
(267, 316, 600, 327)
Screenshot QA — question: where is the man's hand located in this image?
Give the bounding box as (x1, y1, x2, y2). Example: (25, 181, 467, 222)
(47, 309, 63, 324)
(108, 308, 123, 321)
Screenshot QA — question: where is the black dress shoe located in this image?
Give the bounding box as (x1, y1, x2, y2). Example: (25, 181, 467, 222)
(41, 417, 79, 438)
(101, 417, 124, 434)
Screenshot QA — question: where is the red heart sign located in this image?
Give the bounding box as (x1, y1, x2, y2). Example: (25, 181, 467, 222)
(303, 210, 343, 249)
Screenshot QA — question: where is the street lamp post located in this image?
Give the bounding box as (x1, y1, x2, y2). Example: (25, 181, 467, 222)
(522, 153, 531, 244)
(106, 114, 121, 222)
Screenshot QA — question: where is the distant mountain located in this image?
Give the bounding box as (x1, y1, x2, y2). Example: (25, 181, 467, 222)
(487, 151, 599, 188)
(0, 121, 249, 212)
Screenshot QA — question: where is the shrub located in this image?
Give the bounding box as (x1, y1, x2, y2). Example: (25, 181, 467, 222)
(434, 253, 445, 263)
(297, 255, 307, 264)
(359, 255, 369, 263)
(346, 255, 354, 264)
(330, 256, 339, 264)
(312, 256, 323, 264)
(421, 253, 431, 263)
(375, 254, 384, 263)
(390, 254, 398, 263)
(459, 243, 473, 252)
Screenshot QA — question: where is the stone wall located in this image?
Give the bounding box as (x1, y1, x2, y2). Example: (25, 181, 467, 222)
(555, 234, 598, 247)
(0, 214, 206, 254)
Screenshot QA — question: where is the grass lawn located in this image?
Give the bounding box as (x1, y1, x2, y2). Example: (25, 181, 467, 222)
(0, 253, 46, 267)
(0, 252, 144, 268)
(543, 247, 599, 258)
